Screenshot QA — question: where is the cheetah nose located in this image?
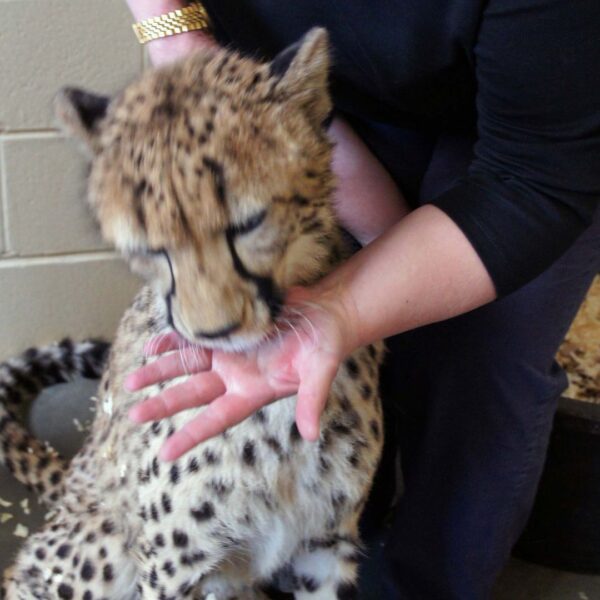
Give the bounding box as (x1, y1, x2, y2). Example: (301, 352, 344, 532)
(194, 322, 241, 340)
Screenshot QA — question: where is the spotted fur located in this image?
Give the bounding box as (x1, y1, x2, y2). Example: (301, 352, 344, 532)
(0, 339, 109, 506)
(2, 29, 383, 600)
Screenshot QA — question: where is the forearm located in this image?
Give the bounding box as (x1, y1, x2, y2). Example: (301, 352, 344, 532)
(329, 118, 410, 245)
(317, 204, 497, 352)
(124, 0, 216, 65)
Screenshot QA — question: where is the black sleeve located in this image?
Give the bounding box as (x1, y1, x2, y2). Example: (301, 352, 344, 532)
(430, 0, 600, 296)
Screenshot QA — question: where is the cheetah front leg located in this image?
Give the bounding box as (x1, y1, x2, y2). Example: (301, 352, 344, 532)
(136, 562, 270, 600)
(135, 542, 227, 600)
(199, 572, 272, 600)
(291, 535, 360, 600)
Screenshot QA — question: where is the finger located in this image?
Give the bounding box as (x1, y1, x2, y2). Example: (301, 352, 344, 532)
(159, 393, 268, 461)
(124, 347, 211, 391)
(128, 371, 226, 422)
(295, 355, 339, 442)
(143, 331, 188, 356)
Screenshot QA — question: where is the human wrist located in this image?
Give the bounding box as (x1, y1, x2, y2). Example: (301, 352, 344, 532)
(310, 275, 363, 359)
(125, 0, 216, 65)
(146, 31, 216, 66)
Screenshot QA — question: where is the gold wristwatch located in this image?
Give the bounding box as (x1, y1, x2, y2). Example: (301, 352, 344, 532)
(132, 3, 211, 45)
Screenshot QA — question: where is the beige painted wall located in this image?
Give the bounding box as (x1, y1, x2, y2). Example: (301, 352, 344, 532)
(0, 1, 145, 359)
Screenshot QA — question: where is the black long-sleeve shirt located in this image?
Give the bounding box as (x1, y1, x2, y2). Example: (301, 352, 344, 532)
(203, 0, 600, 296)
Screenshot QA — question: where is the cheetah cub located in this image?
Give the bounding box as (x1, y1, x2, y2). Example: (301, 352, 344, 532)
(1, 28, 383, 600)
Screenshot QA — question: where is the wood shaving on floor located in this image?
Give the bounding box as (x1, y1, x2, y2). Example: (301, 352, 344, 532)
(557, 275, 600, 403)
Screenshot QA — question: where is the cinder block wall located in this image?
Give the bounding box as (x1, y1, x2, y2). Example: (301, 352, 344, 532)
(0, 1, 145, 359)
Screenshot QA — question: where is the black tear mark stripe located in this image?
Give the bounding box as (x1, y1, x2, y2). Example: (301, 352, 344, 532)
(163, 249, 177, 330)
(170, 184, 194, 237)
(161, 249, 175, 296)
(132, 179, 148, 230)
(202, 157, 226, 205)
(165, 294, 176, 332)
(225, 228, 283, 319)
(132, 192, 147, 231)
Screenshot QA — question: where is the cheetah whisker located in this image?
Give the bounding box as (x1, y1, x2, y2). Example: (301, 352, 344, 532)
(285, 307, 319, 347)
(190, 343, 206, 372)
(177, 338, 193, 377)
(146, 330, 169, 358)
(273, 322, 285, 348)
(279, 316, 309, 352)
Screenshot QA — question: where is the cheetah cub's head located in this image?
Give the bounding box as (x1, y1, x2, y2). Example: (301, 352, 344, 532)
(56, 29, 337, 351)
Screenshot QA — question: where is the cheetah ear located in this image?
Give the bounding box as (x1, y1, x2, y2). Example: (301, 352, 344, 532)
(54, 87, 110, 154)
(270, 27, 332, 128)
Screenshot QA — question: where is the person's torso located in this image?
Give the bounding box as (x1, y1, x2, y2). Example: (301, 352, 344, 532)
(203, 0, 485, 128)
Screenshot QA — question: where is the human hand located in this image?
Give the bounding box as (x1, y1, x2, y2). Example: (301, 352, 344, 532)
(125, 286, 358, 461)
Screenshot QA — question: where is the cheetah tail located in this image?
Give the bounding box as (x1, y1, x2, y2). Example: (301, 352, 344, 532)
(0, 338, 110, 506)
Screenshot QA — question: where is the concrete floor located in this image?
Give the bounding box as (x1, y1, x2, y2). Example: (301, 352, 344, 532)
(494, 559, 599, 600)
(1, 379, 599, 598)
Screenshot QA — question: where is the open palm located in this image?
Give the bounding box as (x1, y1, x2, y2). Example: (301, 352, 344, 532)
(125, 287, 350, 461)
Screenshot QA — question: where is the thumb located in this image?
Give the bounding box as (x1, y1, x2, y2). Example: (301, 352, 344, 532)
(295, 354, 340, 441)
